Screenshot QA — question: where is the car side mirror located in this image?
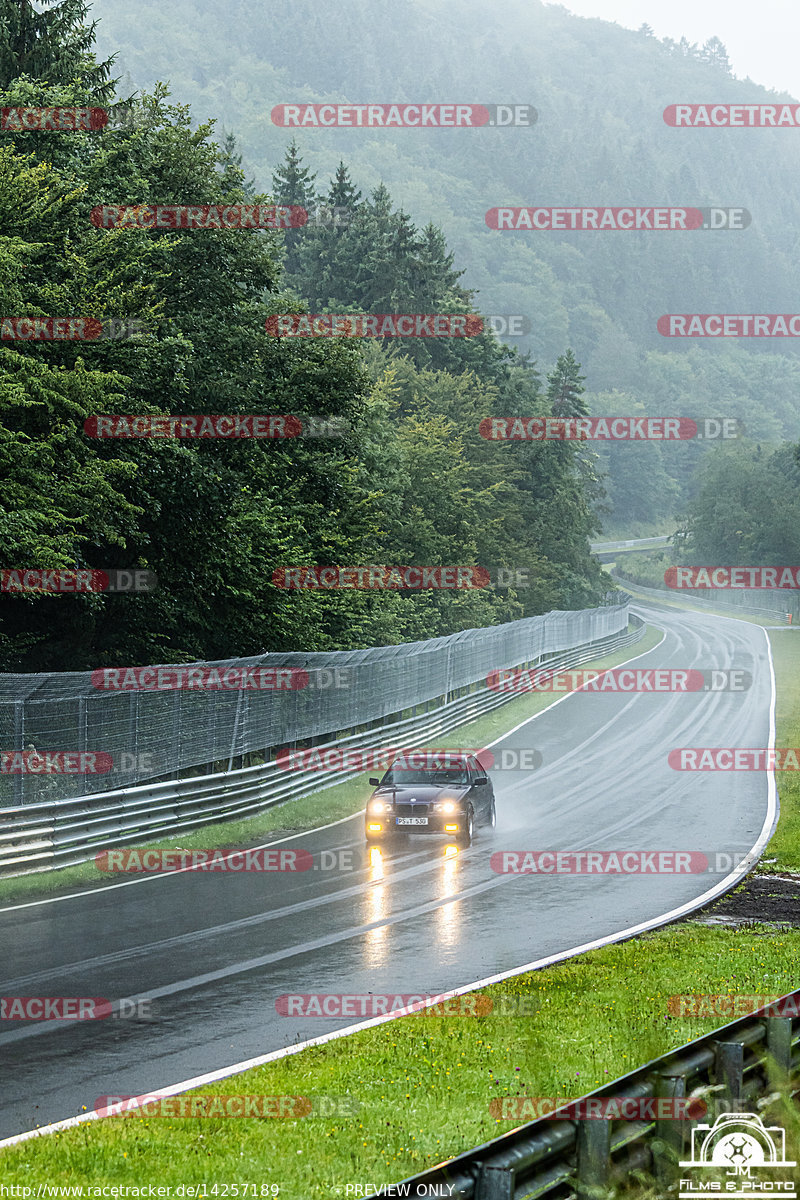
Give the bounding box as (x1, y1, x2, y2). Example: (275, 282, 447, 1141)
(369, 778, 381, 786)
(475, 776, 488, 786)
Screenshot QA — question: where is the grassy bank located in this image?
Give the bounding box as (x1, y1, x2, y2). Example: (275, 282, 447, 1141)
(755, 626, 800, 871)
(1, 923, 797, 1196)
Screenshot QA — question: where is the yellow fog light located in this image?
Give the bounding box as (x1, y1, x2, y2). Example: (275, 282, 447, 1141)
(367, 823, 382, 832)
(444, 823, 459, 832)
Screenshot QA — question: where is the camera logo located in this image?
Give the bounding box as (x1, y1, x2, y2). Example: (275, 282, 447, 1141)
(680, 1112, 795, 1198)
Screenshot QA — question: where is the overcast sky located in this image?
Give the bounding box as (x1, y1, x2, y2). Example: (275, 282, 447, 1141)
(553, 1, 799, 99)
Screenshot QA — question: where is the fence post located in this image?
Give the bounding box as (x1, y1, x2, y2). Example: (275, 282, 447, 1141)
(714, 1041, 743, 1111)
(766, 1015, 793, 1082)
(653, 1072, 687, 1189)
(576, 1119, 610, 1197)
(475, 1163, 514, 1199)
(13, 699, 24, 805)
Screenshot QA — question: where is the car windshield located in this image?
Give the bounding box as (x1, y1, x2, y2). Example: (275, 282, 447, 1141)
(381, 767, 469, 787)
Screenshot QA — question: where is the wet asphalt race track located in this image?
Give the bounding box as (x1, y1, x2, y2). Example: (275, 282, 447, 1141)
(0, 600, 776, 1139)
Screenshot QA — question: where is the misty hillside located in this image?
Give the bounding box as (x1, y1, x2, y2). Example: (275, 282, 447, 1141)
(82, 0, 800, 530)
(88, 0, 799, 370)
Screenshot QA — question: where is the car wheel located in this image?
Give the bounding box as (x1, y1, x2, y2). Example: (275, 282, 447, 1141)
(457, 805, 474, 848)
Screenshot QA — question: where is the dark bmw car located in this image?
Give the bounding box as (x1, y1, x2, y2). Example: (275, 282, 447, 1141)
(365, 753, 495, 847)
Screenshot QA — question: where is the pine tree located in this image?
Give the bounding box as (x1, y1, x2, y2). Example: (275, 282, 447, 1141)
(0, 0, 116, 96)
(271, 139, 317, 206)
(353, 183, 399, 310)
(327, 160, 361, 216)
(413, 223, 471, 308)
(700, 36, 731, 73)
(271, 140, 318, 276)
(217, 131, 256, 197)
(547, 349, 588, 418)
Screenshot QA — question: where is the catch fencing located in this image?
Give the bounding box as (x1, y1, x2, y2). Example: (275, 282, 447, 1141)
(376, 992, 800, 1198)
(613, 569, 800, 622)
(0, 600, 641, 875)
(0, 601, 629, 807)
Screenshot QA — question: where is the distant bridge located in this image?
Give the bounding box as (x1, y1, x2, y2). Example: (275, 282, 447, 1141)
(590, 534, 671, 563)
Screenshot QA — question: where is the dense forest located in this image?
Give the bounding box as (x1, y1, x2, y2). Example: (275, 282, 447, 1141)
(0, 0, 614, 673)
(5, 0, 800, 673)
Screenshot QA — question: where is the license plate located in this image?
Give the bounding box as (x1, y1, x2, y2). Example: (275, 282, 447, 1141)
(396, 816, 428, 826)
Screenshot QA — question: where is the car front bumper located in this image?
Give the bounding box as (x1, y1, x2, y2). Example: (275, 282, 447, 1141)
(366, 813, 467, 836)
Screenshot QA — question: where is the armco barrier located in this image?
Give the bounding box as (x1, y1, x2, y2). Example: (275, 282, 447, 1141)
(0, 600, 630, 805)
(373, 991, 800, 1198)
(613, 568, 800, 622)
(0, 611, 644, 876)
(591, 536, 671, 565)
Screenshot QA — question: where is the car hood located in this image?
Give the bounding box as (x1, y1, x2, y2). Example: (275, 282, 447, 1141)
(372, 784, 470, 804)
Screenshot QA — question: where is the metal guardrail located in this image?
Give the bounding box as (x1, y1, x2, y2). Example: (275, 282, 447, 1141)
(375, 992, 800, 1198)
(0, 616, 645, 876)
(613, 570, 799, 622)
(591, 536, 671, 553)
(592, 538, 671, 565)
(1, 597, 629, 806)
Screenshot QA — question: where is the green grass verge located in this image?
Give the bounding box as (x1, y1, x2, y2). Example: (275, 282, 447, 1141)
(2, 925, 797, 1196)
(0, 623, 662, 907)
(762, 626, 800, 871)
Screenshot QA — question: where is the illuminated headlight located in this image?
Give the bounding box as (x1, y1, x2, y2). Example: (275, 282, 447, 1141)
(435, 800, 457, 815)
(368, 800, 387, 815)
